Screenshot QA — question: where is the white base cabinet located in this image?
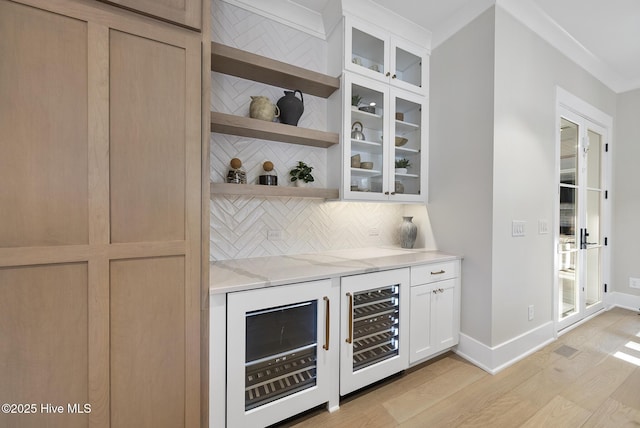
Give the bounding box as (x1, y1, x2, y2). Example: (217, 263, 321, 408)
(210, 259, 462, 427)
(409, 261, 461, 365)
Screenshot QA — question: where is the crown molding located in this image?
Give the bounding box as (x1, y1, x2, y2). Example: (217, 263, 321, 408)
(496, 0, 632, 93)
(221, 0, 328, 39)
(220, 0, 431, 46)
(431, 0, 636, 93)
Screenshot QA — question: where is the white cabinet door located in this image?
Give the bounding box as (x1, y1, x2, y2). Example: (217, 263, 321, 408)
(409, 277, 460, 365)
(431, 279, 459, 351)
(388, 88, 428, 202)
(340, 268, 409, 395)
(344, 15, 390, 85)
(389, 36, 428, 94)
(409, 283, 435, 363)
(341, 73, 427, 203)
(226, 280, 336, 428)
(344, 15, 427, 95)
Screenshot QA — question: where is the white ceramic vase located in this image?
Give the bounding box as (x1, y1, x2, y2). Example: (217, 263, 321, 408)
(400, 216, 417, 249)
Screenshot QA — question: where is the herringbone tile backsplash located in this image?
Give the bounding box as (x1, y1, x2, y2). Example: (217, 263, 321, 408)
(210, 0, 429, 260)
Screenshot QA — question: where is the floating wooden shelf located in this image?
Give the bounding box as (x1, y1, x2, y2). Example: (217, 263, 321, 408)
(211, 112, 339, 148)
(211, 182, 339, 199)
(211, 42, 340, 98)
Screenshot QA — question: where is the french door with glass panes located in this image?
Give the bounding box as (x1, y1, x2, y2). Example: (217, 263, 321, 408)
(557, 107, 608, 330)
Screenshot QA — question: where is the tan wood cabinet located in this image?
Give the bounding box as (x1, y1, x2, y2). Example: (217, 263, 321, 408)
(98, 0, 202, 30)
(0, 0, 202, 427)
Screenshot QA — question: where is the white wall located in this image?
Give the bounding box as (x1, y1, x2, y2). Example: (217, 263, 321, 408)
(429, 7, 496, 345)
(492, 7, 617, 345)
(430, 5, 619, 353)
(613, 89, 640, 298)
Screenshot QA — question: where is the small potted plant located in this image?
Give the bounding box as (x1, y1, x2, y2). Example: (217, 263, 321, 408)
(351, 94, 362, 109)
(289, 161, 315, 187)
(395, 158, 411, 174)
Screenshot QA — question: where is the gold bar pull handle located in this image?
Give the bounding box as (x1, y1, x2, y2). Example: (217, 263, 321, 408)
(346, 292, 353, 344)
(430, 269, 445, 275)
(323, 296, 330, 350)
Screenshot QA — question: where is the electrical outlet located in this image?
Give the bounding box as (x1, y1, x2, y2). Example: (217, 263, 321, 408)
(630, 277, 640, 289)
(368, 227, 380, 237)
(528, 305, 534, 321)
(512, 221, 526, 237)
(267, 230, 283, 241)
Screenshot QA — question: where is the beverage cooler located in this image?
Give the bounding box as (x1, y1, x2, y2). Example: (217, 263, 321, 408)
(226, 280, 335, 428)
(340, 268, 409, 395)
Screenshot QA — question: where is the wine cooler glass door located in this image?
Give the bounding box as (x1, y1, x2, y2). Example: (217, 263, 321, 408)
(340, 268, 409, 396)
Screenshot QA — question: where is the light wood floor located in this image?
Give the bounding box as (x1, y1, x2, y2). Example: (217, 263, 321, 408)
(279, 307, 640, 427)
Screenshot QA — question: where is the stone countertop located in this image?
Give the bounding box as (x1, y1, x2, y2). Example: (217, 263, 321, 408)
(210, 247, 461, 294)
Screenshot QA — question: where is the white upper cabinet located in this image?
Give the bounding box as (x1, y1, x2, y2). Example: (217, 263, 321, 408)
(326, 11, 430, 203)
(342, 15, 427, 95)
(334, 73, 427, 202)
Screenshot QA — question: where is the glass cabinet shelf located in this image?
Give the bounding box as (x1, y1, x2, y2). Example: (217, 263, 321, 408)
(351, 139, 383, 153)
(396, 119, 420, 134)
(351, 167, 382, 176)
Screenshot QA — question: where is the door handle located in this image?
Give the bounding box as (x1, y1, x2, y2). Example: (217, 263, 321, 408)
(581, 228, 597, 247)
(323, 296, 330, 351)
(345, 293, 353, 344)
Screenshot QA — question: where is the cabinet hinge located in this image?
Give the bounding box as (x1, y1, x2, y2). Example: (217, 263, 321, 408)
(604, 237, 608, 246)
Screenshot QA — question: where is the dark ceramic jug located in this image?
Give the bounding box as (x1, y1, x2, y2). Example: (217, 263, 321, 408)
(277, 90, 304, 126)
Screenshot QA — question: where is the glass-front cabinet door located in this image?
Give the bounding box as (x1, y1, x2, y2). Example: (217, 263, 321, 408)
(343, 73, 426, 202)
(345, 74, 388, 201)
(344, 15, 426, 94)
(389, 90, 426, 202)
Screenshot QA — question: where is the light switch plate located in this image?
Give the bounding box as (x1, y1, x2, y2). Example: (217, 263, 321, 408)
(512, 221, 526, 237)
(538, 219, 549, 234)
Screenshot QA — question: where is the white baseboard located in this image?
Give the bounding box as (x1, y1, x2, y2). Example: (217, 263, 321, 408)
(456, 294, 640, 375)
(455, 321, 555, 374)
(608, 291, 640, 311)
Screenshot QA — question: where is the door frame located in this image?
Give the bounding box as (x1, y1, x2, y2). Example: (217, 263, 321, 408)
(554, 87, 613, 333)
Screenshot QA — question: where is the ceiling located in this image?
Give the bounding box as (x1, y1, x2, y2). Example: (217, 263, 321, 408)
(290, 0, 640, 93)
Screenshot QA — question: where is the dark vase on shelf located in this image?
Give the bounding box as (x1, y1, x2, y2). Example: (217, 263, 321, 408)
(277, 90, 304, 126)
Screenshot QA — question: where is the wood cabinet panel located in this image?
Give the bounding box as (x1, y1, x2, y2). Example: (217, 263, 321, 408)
(98, 0, 201, 30)
(110, 256, 186, 428)
(0, 263, 88, 428)
(109, 30, 186, 244)
(0, 0, 89, 247)
(1, 1, 203, 426)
